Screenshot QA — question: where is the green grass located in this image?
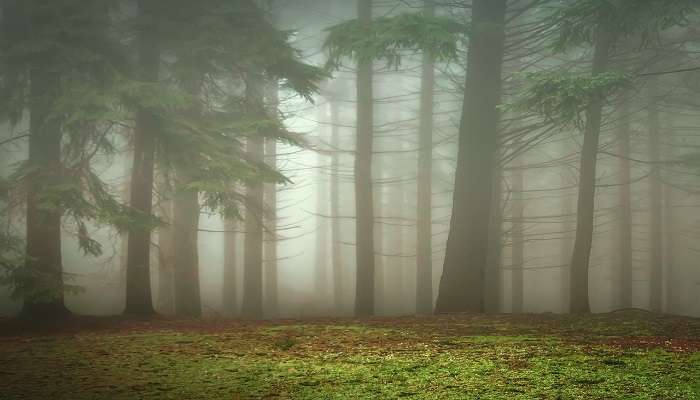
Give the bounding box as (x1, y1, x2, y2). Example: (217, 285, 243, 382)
(1, 312, 699, 399)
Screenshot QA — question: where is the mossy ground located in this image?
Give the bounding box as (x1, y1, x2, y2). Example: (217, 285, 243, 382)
(1, 312, 699, 399)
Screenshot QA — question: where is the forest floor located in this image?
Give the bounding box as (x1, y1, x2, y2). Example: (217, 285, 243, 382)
(0, 311, 699, 399)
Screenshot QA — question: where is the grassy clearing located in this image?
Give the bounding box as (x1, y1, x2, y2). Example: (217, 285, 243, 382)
(0, 312, 699, 399)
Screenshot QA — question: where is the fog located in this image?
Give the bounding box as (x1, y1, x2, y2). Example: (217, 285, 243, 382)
(1, 0, 699, 320)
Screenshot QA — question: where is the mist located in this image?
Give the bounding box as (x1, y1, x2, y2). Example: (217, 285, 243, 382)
(3, 1, 700, 399)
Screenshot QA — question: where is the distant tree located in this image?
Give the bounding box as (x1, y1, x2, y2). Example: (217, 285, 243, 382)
(519, 0, 697, 313)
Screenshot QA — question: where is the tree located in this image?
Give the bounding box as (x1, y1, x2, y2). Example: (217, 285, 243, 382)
(353, 0, 376, 317)
(434, 0, 508, 313)
(1, 0, 141, 318)
(124, 0, 162, 315)
(519, 0, 696, 313)
(616, 96, 633, 310)
(415, 0, 436, 315)
(241, 75, 266, 320)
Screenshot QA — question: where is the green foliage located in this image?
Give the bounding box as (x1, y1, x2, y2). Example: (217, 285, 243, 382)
(516, 72, 631, 128)
(552, 0, 697, 51)
(324, 12, 465, 70)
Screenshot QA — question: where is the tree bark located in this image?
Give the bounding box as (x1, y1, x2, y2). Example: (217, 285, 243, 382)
(415, 0, 435, 315)
(354, 0, 376, 317)
(648, 79, 663, 312)
(568, 19, 613, 314)
(125, 0, 160, 315)
(434, 0, 507, 313)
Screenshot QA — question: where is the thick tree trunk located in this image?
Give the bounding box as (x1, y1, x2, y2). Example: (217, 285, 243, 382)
(172, 173, 201, 317)
(264, 81, 279, 318)
(568, 20, 613, 314)
(330, 100, 344, 313)
(415, 0, 435, 315)
(511, 159, 525, 313)
(125, 0, 159, 315)
(647, 79, 663, 313)
(434, 0, 507, 313)
(222, 219, 238, 317)
(241, 76, 266, 320)
(354, 0, 376, 317)
(22, 67, 68, 319)
(157, 177, 175, 315)
(617, 98, 633, 309)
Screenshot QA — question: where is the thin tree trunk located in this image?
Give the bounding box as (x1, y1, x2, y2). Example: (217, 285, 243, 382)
(223, 218, 237, 317)
(511, 160, 524, 313)
(434, 0, 507, 313)
(315, 123, 329, 308)
(415, 0, 435, 315)
(484, 165, 503, 313)
(264, 80, 279, 317)
(648, 79, 663, 313)
(663, 120, 677, 313)
(242, 76, 266, 320)
(157, 176, 175, 315)
(373, 157, 384, 314)
(172, 172, 201, 317)
(560, 186, 574, 313)
(354, 0, 376, 317)
(569, 20, 613, 314)
(617, 98, 633, 309)
(330, 100, 344, 313)
(22, 66, 68, 318)
(172, 76, 204, 318)
(125, 0, 159, 315)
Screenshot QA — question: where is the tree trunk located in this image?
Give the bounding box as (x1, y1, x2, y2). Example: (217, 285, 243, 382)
(663, 120, 678, 313)
(157, 176, 175, 315)
(568, 20, 613, 314)
(241, 76, 266, 320)
(354, 0, 376, 317)
(484, 165, 503, 313)
(647, 79, 663, 313)
(511, 159, 525, 313)
(434, 0, 507, 313)
(264, 80, 279, 317)
(560, 186, 574, 313)
(22, 67, 68, 319)
(125, 0, 159, 315)
(315, 120, 329, 308)
(617, 97, 633, 309)
(172, 172, 201, 317)
(223, 218, 237, 317)
(415, 0, 435, 315)
(330, 100, 344, 313)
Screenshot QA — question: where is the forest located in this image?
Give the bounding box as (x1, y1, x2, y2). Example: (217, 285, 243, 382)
(1, 0, 700, 399)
